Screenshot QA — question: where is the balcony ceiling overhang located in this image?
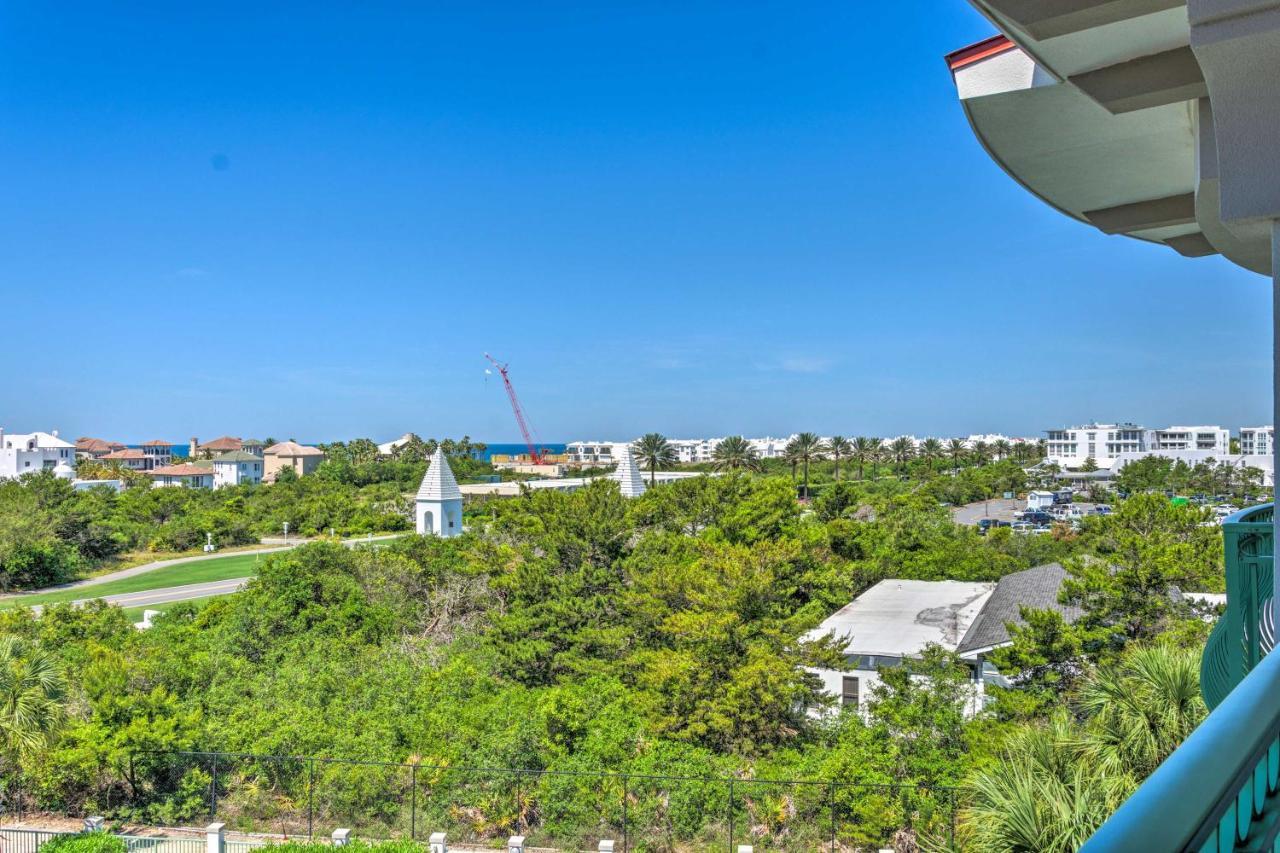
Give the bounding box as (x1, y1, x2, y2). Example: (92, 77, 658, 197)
(948, 0, 1274, 274)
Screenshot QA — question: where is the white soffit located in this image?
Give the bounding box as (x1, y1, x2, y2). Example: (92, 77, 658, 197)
(955, 47, 1194, 229)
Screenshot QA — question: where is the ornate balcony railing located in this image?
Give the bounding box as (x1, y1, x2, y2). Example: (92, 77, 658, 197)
(1082, 504, 1280, 852)
(1202, 504, 1274, 710)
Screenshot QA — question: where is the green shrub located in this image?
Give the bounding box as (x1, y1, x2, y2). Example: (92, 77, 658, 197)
(42, 833, 127, 853)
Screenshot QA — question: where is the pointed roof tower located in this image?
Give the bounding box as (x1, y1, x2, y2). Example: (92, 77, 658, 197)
(610, 444, 647, 498)
(417, 447, 462, 501)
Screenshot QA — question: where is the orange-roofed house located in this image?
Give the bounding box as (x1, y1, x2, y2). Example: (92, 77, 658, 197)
(148, 463, 214, 489)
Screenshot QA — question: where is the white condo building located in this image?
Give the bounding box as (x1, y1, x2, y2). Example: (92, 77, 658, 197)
(1151, 426, 1230, 454)
(1045, 423, 1150, 469)
(1241, 427, 1274, 457)
(0, 429, 76, 480)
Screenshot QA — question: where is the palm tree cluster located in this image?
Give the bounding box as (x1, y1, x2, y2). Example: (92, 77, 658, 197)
(964, 644, 1204, 852)
(626, 431, 1047, 499)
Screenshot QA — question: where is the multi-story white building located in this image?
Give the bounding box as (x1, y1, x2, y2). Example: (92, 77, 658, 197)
(0, 429, 76, 480)
(1045, 423, 1150, 469)
(666, 438, 719, 464)
(211, 451, 263, 487)
(1241, 427, 1274, 457)
(1151, 426, 1230, 455)
(746, 436, 796, 459)
(565, 441, 627, 466)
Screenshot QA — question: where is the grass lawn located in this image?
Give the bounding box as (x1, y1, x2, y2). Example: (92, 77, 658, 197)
(0, 551, 267, 611)
(121, 596, 219, 624)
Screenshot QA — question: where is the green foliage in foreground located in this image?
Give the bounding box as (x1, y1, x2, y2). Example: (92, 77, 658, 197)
(0, 473, 1229, 850)
(41, 833, 127, 853)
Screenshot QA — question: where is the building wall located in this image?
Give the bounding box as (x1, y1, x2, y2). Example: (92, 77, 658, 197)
(0, 435, 75, 480)
(1241, 426, 1275, 456)
(415, 498, 462, 537)
(154, 474, 214, 488)
(213, 460, 262, 487)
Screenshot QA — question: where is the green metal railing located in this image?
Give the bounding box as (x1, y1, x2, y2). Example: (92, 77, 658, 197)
(1202, 504, 1274, 709)
(1083, 504, 1280, 852)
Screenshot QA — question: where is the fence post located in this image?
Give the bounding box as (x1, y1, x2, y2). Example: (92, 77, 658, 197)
(428, 831, 447, 853)
(829, 781, 836, 851)
(515, 770, 522, 836)
(308, 758, 315, 839)
(332, 829, 351, 847)
(210, 753, 218, 820)
(83, 817, 105, 833)
(727, 779, 735, 853)
(206, 822, 225, 853)
(410, 763, 417, 840)
(621, 774, 629, 853)
(507, 836, 525, 853)
(949, 788, 957, 848)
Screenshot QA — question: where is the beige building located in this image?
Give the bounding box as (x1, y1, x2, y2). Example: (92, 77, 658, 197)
(263, 441, 326, 481)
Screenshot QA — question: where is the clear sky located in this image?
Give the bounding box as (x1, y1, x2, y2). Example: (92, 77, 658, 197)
(2, 3, 1270, 443)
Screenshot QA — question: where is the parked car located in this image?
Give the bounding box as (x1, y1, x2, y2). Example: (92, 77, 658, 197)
(1019, 510, 1055, 525)
(1092, 504, 1112, 515)
(976, 518, 1011, 535)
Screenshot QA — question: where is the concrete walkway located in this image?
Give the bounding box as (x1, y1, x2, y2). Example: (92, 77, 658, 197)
(4, 533, 406, 598)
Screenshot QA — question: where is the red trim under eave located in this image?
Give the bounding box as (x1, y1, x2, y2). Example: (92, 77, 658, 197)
(946, 34, 1015, 71)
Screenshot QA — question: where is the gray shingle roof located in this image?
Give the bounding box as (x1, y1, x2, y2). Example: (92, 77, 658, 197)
(957, 563, 1082, 655)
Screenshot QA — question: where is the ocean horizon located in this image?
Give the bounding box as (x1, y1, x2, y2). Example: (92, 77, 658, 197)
(127, 441, 568, 462)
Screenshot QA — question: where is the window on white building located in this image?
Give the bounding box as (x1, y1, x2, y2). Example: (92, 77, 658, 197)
(841, 676, 860, 707)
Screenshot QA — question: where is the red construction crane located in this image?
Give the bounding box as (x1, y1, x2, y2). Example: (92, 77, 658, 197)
(484, 353, 544, 464)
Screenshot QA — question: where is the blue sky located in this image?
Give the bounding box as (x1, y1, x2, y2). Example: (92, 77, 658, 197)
(1, 3, 1269, 443)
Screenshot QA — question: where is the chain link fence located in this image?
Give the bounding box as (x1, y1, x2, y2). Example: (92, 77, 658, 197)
(70, 750, 960, 851)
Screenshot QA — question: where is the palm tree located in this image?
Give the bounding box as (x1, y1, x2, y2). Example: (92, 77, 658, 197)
(972, 440, 992, 466)
(888, 436, 915, 475)
(851, 437, 881, 481)
(1077, 644, 1205, 778)
(965, 643, 1204, 852)
(784, 438, 800, 485)
(965, 718, 1132, 853)
(920, 437, 944, 472)
(946, 438, 967, 472)
(0, 636, 66, 767)
(633, 433, 677, 486)
(788, 432, 827, 499)
(711, 436, 761, 473)
(993, 438, 1013, 461)
(827, 436, 852, 482)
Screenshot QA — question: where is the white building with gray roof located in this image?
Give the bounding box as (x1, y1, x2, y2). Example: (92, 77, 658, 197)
(806, 564, 1079, 716)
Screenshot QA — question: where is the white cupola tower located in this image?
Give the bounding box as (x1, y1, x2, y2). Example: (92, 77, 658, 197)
(415, 447, 463, 537)
(610, 444, 647, 498)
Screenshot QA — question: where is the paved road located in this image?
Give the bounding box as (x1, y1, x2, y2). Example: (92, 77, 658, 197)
(29, 577, 251, 616)
(17, 533, 406, 595)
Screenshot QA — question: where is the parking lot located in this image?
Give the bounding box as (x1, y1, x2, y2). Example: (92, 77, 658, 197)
(952, 497, 1102, 527)
(951, 498, 1025, 525)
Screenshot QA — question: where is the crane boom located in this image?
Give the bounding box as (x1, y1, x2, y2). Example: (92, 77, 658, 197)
(484, 353, 543, 464)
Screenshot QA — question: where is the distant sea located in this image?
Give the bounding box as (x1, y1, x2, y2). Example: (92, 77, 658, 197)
(127, 442, 565, 462)
(478, 443, 567, 461)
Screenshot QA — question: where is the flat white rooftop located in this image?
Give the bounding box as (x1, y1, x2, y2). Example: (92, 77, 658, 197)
(805, 579, 995, 658)
(459, 470, 705, 497)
